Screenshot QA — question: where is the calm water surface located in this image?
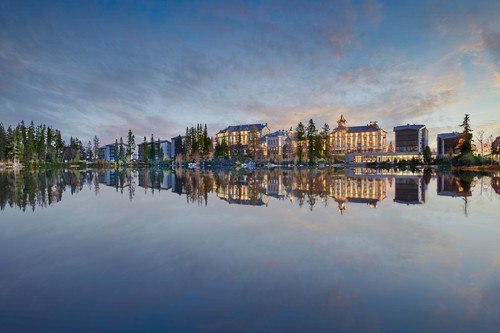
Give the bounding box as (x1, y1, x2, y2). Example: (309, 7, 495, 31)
(1, 168, 500, 332)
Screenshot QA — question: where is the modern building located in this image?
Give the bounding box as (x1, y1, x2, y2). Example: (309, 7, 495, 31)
(98, 143, 117, 161)
(138, 139, 171, 161)
(329, 115, 387, 154)
(215, 123, 270, 159)
(437, 132, 464, 156)
(393, 124, 428, 153)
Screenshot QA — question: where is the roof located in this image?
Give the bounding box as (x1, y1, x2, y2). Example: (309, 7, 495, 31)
(217, 123, 267, 134)
(266, 130, 288, 137)
(332, 124, 385, 134)
(394, 124, 426, 131)
(437, 132, 463, 139)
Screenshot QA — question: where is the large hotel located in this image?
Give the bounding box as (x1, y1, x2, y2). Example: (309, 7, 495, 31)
(329, 115, 387, 154)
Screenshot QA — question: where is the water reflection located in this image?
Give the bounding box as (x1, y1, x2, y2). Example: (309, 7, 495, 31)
(1, 169, 499, 216)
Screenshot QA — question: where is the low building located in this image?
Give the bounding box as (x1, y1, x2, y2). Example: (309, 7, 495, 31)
(344, 151, 436, 163)
(329, 115, 387, 154)
(393, 124, 428, 153)
(437, 132, 464, 156)
(138, 139, 171, 161)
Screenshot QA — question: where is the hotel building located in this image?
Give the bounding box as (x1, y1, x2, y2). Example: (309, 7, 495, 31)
(329, 115, 387, 154)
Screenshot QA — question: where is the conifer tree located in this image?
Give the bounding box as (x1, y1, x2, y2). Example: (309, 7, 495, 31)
(296, 122, 306, 163)
(142, 136, 149, 164)
(126, 129, 135, 161)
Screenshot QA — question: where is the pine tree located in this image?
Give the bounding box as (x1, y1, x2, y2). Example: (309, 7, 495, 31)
(296, 122, 306, 164)
(149, 134, 155, 161)
(0, 123, 5, 160)
(157, 138, 164, 161)
(119, 137, 125, 162)
(126, 129, 135, 161)
(321, 123, 330, 161)
(307, 119, 316, 164)
(93, 135, 100, 160)
(142, 136, 149, 164)
(459, 114, 473, 155)
(9, 126, 24, 164)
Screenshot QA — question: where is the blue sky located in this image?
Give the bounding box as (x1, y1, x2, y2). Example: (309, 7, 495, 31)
(1, 0, 499, 147)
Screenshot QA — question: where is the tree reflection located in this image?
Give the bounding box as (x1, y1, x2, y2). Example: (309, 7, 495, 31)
(2, 168, 499, 215)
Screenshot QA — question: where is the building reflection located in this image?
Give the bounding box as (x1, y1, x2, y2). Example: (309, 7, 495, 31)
(393, 177, 426, 205)
(3, 168, 499, 214)
(437, 174, 472, 197)
(491, 172, 500, 195)
(330, 176, 387, 214)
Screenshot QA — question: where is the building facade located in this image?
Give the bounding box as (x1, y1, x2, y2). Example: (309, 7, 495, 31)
(264, 130, 288, 162)
(437, 132, 464, 156)
(329, 115, 387, 154)
(215, 123, 270, 159)
(393, 124, 428, 153)
(98, 144, 116, 162)
(138, 140, 170, 161)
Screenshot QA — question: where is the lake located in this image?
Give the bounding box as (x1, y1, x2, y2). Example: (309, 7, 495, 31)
(1, 168, 499, 332)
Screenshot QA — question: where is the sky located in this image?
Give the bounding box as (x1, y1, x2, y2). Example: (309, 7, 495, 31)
(1, 0, 499, 148)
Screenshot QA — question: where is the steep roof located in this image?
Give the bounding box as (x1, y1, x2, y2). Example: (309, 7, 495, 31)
(217, 123, 267, 134)
(332, 124, 385, 134)
(266, 130, 288, 137)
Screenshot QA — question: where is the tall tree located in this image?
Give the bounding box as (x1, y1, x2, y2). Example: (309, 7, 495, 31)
(157, 138, 164, 161)
(149, 134, 155, 161)
(321, 123, 330, 161)
(86, 141, 93, 160)
(118, 137, 125, 162)
(142, 136, 149, 164)
(423, 146, 432, 164)
(9, 126, 24, 164)
(114, 139, 119, 162)
(459, 114, 473, 155)
(93, 135, 100, 160)
(296, 122, 306, 164)
(0, 123, 6, 160)
(307, 119, 316, 164)
(126, 129, 135, 161)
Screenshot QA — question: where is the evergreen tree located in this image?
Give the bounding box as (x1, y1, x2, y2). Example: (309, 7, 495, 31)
(126, 129, 135, 161)
(9, 126, 24, 164)
(142, 136, 149, 164)
(459, 114, 473, 155)
(93, 135, 100, 160)
(322, 123, 330, 161)
(5, 126, 13, 160)
(114, 139, 119, 162)
(296, 122, 306, 164)
(307, 119, 316, 164)
(157, 138, 164, 161)
(54, 130, 64, 162)
(202, 124, 209, 156)
(118, 137, 125, 162)
(0, 123, 6, 160)
(86, 141, 93, 160)
(423, 146, 432, 164)
(25, 121, 35, 162)
(149, 134, 155, 161)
